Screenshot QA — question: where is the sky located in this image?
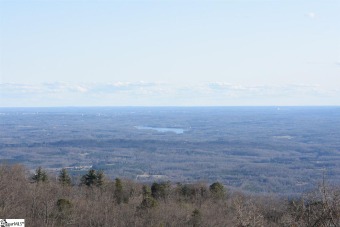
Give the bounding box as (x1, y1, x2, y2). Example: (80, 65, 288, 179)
(0, 0, 339, 107)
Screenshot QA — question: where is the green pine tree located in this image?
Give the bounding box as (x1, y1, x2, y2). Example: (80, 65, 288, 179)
(138, 185, 157, 210)
(80, 169, 105, 187)
(209, 182, 226, 199)
(32, 166, 48, 183)
(114, 178, 123, 204)
(96, 170, 105, 186)
(190, 209, 202, 227)
(58, 168, 72, 186)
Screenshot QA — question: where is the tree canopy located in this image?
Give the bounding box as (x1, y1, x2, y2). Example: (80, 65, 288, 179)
(80, 169, 105, 187)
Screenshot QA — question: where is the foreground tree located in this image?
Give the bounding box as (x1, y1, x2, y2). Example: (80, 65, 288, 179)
(56, 198, 73, 225)
(58, 168, 72, 186)
(190, 209, 202, 227)
(209, 182, 226, 199)
(151, 181, 170, 201)
(32, 166, 48, 183)
(114, 178, 123, 204)
(80, 169, 105, 187)
(1, 164, 339, 227)
(138, 185, 157, 210)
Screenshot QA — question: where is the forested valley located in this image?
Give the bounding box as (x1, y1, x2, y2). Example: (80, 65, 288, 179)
(1, 164, 339, 227)
(2, 107, 340, 195)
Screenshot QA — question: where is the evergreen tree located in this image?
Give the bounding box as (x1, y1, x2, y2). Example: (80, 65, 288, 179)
(139, 185, 157, 210)
(80, 169, 105, 187)
(209, 182, 226, 199)
(58, 168, 72, 186)
(151, 181, 170, 201)
(190, 209, 202, 227)
(56, 198, 73, 225)
(56, 198, 72, 214)
(32, 166, 48, 183)
(114, 178, 123, 204)
(142, 185, 152, 199)
(96, 170, 105, 186)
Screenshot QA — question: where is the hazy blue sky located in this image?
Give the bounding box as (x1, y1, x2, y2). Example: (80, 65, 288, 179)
(1, 0, 339, 106)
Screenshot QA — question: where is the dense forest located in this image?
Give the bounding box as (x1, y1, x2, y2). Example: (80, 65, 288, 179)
(2, 107, 340, 194)
(1, 164, 339, 227)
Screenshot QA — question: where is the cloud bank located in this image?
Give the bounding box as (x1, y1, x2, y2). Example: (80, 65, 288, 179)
(0, 82, 338, 107)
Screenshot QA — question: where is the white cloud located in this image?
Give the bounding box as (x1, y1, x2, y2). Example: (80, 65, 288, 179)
(206, 83, 333, 98)
(88, 82, 168, 95)
(42, 82, 90, 93)
(0, 82, 339, 107)
(207, 83, 273, 96)
(0, 83, 44, 94)
(0, 82, 167, 94)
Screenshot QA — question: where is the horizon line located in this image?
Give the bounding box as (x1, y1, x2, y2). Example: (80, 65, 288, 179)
(1, 105, 339, 108)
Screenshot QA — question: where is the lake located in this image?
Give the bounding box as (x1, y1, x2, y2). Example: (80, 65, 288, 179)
(135, 126, 184, 134)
